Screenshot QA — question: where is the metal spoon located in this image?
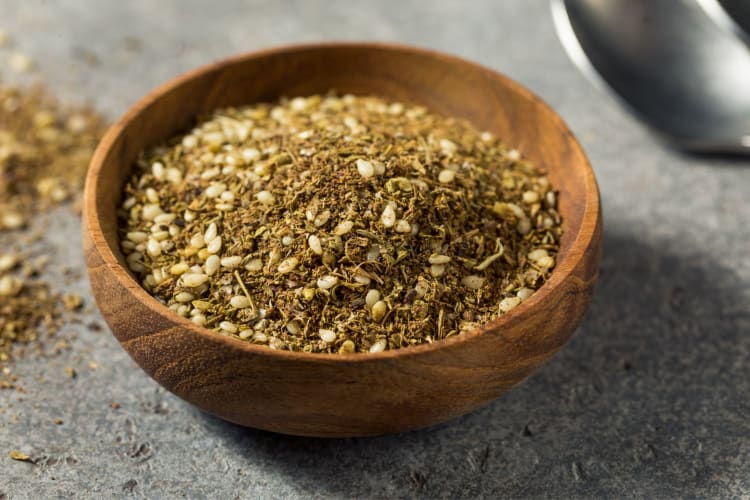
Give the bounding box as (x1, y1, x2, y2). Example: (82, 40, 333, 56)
(551, 0, 750, 153)
(697, 0, 750, 45)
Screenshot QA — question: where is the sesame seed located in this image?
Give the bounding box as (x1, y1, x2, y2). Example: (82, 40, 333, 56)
(461, 275, 485, 290)
(438, 169, 456, 183)
(317, 275, 338, 289)
(319, 329, 336, 343)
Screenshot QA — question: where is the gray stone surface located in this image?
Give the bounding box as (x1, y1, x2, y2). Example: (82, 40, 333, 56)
(1, 0, 749, 498)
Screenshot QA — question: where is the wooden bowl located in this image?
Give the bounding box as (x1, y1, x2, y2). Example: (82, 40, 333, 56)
(83, 43, 602, 437)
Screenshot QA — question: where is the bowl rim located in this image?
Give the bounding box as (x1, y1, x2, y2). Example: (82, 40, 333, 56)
(84, 41, 600, 363)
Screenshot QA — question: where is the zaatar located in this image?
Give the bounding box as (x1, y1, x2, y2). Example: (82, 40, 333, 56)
(0, 80, 106, 388)
(119, 94, 562, 354)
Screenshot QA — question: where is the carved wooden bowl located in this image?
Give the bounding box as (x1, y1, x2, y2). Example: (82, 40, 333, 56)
(83, 43, 602, 437)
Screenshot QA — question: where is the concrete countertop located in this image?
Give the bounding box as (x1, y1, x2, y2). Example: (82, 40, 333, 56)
(1, 0, 749, 498)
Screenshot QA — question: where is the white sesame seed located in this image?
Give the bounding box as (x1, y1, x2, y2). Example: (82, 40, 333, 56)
(430, 264, 446, 277)
(220, 256, 242, 268)
(181, 273, 209, 287)
(245, 258, 263, 272)
(365, 289, 381, 309)
(151, 231, 169, 242)
(517, 218, 532, 235)
(256, 190, 275, 205)
(281, 235, 293, 246)
(154, 213, 176, 224)
(126, 231, 148, 243)
(145, 187, 159, 204)
(354, 275, 371, 285)
(537, 256, 555, 269)
(0, 254, 17, 273)
(439, 138, 457, 156)
(369, 339, 387, 353)
(428, 254, 451, 265)
(313, 209, 331, 227)
(319, 329, 337, 343)
(146, 238, 162, 257)
(0, 276, 22, 296)
(205, 182, 226, 198)
(308, 234, 323, 255)
(507, 149, 521, 161)
(499, 296, 522, 312)
(333, 220, 354, 235)
(238, 329, 253, 339)
(205, 255, 220, 275)
(191, 314, 207, 326)
(277, 257, 299, 274)
(166, 168, 183, 184)
(522, 190, 540, 204)
(317, 275, 338, 289)
(394, 219, 411, 233)
(527, 249, 549, 262)
(170, 263, 189, 275)
(182, 135, 198, 149)
(122, 197, 137, 210)
(175, 292, 195, 303)
(438, 169, 456, 183)
(461, 275, 485, 289)
(230, 296, 251, 309)
(381, 204, 396, 228)
(242, 148, 260, 163)
(546, 191, 556, 207)
(517, 288, 535, 301)
(204, 222, 218, 242)
(506, 203, 526, 219)
(141, 204, 163, 221)
(152, 162, 165, 180)
(219, 321, 238, 333)
(286, 321, 301, 335)
(190, 233, 206, 249)
(356, 159, 375, 178)
(206, 236, 222, 254)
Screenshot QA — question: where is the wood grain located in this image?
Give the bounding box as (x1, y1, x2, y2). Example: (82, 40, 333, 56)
(82, 43, 602, 437)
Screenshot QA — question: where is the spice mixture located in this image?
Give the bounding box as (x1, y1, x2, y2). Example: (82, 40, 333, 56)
(0, 80, 105, 387)
(119, 94, 562, 354)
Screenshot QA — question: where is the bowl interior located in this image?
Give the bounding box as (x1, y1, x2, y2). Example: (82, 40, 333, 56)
(90, 43, 595, 337)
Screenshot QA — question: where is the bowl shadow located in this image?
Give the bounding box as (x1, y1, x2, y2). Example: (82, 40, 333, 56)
(193, 227, 750, 498)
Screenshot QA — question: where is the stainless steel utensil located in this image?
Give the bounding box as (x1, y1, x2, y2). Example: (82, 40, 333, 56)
(698, 0, 750, 45)
(552, 0, 750, 153)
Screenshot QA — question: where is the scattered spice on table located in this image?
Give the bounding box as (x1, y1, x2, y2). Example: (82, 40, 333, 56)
(0, 79, 107, 388)
(119, 94, 562, 354)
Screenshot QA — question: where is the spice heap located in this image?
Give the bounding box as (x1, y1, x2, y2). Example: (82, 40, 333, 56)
(0, 84, 104, 229)
(119, 94, 562, 354)
(0, 80, 105, 387)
